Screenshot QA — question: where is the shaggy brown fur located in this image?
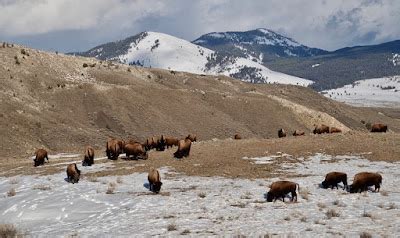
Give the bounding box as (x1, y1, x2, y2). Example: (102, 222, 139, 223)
(267, 181, 299, 202)
(124, 142, 148, 160)
(234, 134, 242, 140)
(174, 138, 192, 158)
(164, 136, 180, 148)
(148, 167, 162, 193)
(370, 123, 388, 133)
(313, 124, 330, 134)
(82, 146, 95, 166)
(34, 148, 48, 167)
(349, 172, 382, 193)
(106, 138, 124, 160)
(66, 163, 81, 184)
(329, 127, 342, 133)
(321, 172, 348, 190)
(186, 134, 197, 142)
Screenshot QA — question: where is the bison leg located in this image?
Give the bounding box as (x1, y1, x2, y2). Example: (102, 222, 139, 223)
(375, 184, 380, 192)
(292, 191, 297, 202)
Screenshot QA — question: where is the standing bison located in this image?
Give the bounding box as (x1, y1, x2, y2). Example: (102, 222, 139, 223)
(164, 136, 180, 148)
(174, 138, 192, 158)
(82, 146, 95, 166)
(266, 181, 299, 202)
(370, 123, 388, 133)
(148, 167, 162, 193)
(349, 172, 382, 193)
(106, 138, 124, 160)
(66, 163, 81, 184)
(321, 172, 348, 190)
(34, 148, 49, 167)
(124, 142, 148, 160)
(313, 124, 330, 134)
(278, 129, 286, 138)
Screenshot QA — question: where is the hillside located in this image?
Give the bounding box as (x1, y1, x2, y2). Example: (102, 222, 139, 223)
(73, 32, 312, 85)
(1, 43, 400, 159)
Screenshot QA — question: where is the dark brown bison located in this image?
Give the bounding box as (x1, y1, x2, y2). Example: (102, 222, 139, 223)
(144, 136, 165, 151)
(164, 136, 180, 148)
(266, 181, 299, 202)
(278, 128, 286, 138)
(370, 123, 388, 133)
(234, 134, 242, 140)
(349, 172, 382, 193)
(186, 134, 197, 142)
(34, 148, 49, 167)
(148, 167, 162, 193)
(329, 127, 342, 133)
(124, 142, 148, 160)
(66, 163, 81, 184)
(174, 138, 192, 158)
(106, 138, 124, 160)
(82, 146, 95, 166)
(292, 130, 305, 136)
(313, 124, 330, 134)
(321, 172, 348, 190)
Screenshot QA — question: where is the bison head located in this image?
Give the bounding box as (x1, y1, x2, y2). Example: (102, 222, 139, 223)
(266, 192, 274, 202)
(153, 181, 162, 193)
(348, 185, 357, 193)
(321, 180, 328, 189)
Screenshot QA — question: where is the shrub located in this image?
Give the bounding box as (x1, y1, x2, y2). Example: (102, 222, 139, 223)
(326, 209, 340, 219)
(33, 184, 51, 191)
(106, 182, 116, 194)
(167, 223, 177, 231)
(7, 188, 16, 197)
(198, 192, 206, 198)
(0, 224, 18, 237)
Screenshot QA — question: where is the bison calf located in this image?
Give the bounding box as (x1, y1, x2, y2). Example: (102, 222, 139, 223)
(66, 163, 81, 184)
(349, 172, 382, 193)
(266, 181, 299, 202)
(321, 172, 348, 190)
(34, 148, 49, 167)
(174, 138, 192, 159)
(82, 146, 95, 166)
(278, 129, 286, 138)
(148, 168, 162, 193)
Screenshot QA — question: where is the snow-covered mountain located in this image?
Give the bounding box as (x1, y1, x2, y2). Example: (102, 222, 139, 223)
(322, 76, 400, 108)
(192, 28, 327, 62)
(74, 31, 313, 86)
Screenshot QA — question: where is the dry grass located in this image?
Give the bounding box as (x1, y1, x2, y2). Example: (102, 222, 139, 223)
(300, 217, 307, 222)
(198, 192, 206, 198)
(106, 182, 116, 194)
(8, 177, 19, 184)
(33, 184, 51, 191)
(0, 224, 18, 238)
(180, 229, 190, 235)
(299, 189, 310, 200)
(167, 223, 177, 231)
(359, 232, 372, 238)
(116, 177, 123, 184)
(7, 188, 16, 197)
(380, 190, 389, 196)
(86, 176, 98, 182)
(283, 216, 291, 221)
(240, 192, 252, 199)
(326, 209, 340, 219)
(317, 202, 327, 209)
(387, 203, 397, 210)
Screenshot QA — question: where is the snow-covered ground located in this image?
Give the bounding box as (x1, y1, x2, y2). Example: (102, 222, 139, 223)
(322, 76, 400, 108)
(1, 154, 399, 237)
(118, 32, 313, 86)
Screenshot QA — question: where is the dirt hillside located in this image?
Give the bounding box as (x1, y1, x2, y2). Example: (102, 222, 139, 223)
(0, 43, 399, 158)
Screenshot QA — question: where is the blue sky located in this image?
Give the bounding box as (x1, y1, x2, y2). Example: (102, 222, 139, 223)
(0, 0, 399, 52)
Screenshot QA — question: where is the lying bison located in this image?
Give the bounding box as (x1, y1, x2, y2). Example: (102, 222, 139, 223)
(234, 134, 242, 140)
(148, 167, 162, 193)
(266, 181, 299, 202)
(349, 172, 382, 193)
(321, 172, 348, 190)
(174, 138, 192, 159)
(278, 129, 286, 138)
(186, 134, 197, 142)
(313, 124, 330, 134)
(329, 127, 342, 133)
(66, 163, 81, 184)
(292, 130, 305, 136)
(106, 138, 124, 160)
(370, 123, 388, 133)
(82, 146, 95, 166)
(124, 142, 148, 160)
(34, 148, 49, 167)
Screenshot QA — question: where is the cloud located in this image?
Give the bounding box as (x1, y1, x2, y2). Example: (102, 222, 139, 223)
(0, 0, 399, 51)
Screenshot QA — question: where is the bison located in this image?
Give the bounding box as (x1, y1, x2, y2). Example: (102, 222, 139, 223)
(349, 172, 382, 193)
(234, 134, 242, 140)
(144, 136, 165, 151)
(370, 123, 388, 133)
(34, 148, 49, 167)
(321, 172, 348, 190)
(174, 138, 192, 158)
(266, 181, 299, 202)
(278, 128, 286, 138)
(124, 142, 148, 160)
(82, 146, 95, 166)
(148, 167, 162, 193)
(66, 163, 81, 184)
(329, 127, 342, 133)
(106, 138, 124, 160)
(164, 136, 180, 149)
(292, 130, 305, 136)
(186, 134, 197, 142)
(313, 124, 330, 134)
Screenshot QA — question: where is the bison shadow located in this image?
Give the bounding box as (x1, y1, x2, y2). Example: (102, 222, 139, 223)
(143, 182, 150, 190)
(263, 192, 294, 202)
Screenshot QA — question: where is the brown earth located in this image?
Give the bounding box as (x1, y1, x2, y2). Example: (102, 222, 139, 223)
(0, 43, 399, 178)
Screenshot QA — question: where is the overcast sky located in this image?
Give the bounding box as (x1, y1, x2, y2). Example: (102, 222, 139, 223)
(1, 0, 399, 52)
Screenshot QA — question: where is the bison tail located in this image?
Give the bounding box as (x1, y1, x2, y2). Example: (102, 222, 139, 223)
(296, 183, 300, 192)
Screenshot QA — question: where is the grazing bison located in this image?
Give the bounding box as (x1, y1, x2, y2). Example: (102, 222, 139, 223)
(278, 128, 286, 138)
(82, 146, 95, 166)
(164, 136, 180, 148)
(144, 136, 165, 151)
(106, 138, 124, 160)
(321, 172, 348, 190)
(349, 172, 382, 193)
(174, 138, 192, 158)
(66, 163, 81, 184)
(34, 148, 48, 167)
(156, 135, 166, 151)
(186, 134, 197, 142)
(124, 142, 148, 160)
(148, 167, 162, 193)
(266, 181, 299, 202)
(329, 127, 342, 133)
(370, 123, 388, 133)
(292, 130, 305, 136)
(234, 134, 242, 140)
(313, 124, 330, 134)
